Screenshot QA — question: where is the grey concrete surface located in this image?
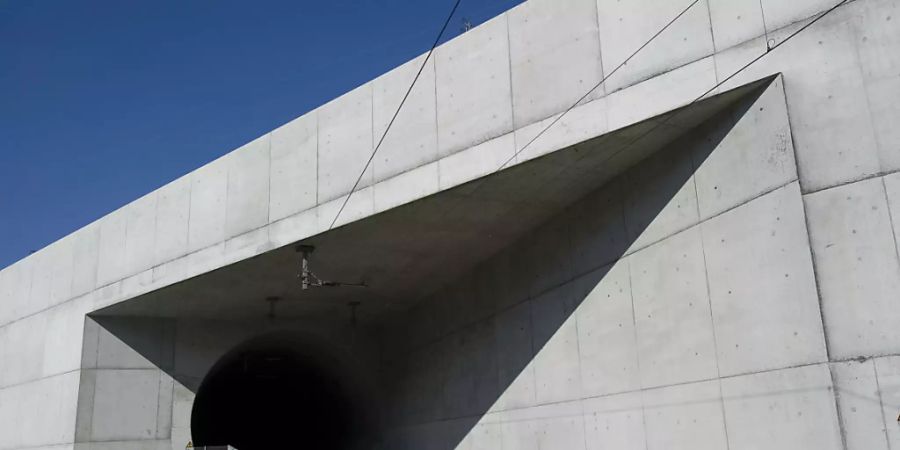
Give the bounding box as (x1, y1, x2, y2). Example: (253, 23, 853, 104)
(1, 0, 900, 448)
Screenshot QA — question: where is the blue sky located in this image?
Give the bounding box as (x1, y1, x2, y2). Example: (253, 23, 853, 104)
(0, 0, 522, 269)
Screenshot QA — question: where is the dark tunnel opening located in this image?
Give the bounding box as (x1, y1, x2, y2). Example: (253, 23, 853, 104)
(191, 334, 369, 450)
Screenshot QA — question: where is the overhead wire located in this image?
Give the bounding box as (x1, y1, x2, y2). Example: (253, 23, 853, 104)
(328, 0, 463, 230)
(449, 0, 849, 217)
(329, 0, 698, 229)
(328, 0, 850, 235)
(580, 0, 850, 175)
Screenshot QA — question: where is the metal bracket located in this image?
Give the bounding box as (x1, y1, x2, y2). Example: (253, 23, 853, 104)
(295, 244, 368, 290)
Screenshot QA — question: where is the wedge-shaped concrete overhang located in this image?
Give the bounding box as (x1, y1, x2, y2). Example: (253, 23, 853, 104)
(94, 75, 777, 325)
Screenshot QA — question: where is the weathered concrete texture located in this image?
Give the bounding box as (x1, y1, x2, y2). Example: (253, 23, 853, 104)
(805, 177, 900, 359)
(378, 73, 898, 449)
(376, 78, 820, 448)
(269, 111, 317, 222)
(598, 0, 715, 93)
(702, 182, 826, 377)
(508, 0, 604, 126)
(435, 14, 513, 157)
(318, 83, 375, 203)
(373, 54, 439, 183)
(715, 0, 899, 192)
(2, 0, 900, 448)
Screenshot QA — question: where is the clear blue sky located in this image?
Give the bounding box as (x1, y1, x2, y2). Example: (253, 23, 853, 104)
(0, 0, 522, 269)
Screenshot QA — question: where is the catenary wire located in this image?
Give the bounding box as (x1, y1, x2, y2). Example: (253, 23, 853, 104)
(581, 0, 850, 175)
(458, 0, 849, 214)
(329, 0, 697, 229)
(492, 0, 701, 177)
(328, 0, 463, 230)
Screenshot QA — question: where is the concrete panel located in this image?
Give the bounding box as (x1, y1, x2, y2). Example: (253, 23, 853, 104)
(74, 368, 96, 442)
(714, 14, 880, 192)
(435, 14, 513, 157)
(225, 134, 270, 238)
(124, 193, 158, 278)
(856, 0, 900, 82)
(642, 380, 728, 450)
(437, 271, 496, 336)
(90, 369, 161, 441)
(597, 0, 715, 93)
(0, 312, 46, 387)
(95, 325, 155, 370)
(569, 181, 628, 275)
(583, 391, 646, 450)
(187, 156, 227, 253)
(693, 77, 797, 219)
(507, 0, 603, 127)
(831, 360, 891, 450)
(43, 296, 92, 378)
(269, 111, 317, 222)
(630, 227, 718, 388)
(454, 419, 501, 450)
(531, 283, 582, 404)
(153, 176, 190, 266)
(534, 410, 587, 450)
(514, 97, 609, 165)
(223, 226, 271, 264)
(268, 207, 316, 250)
(523, 216, 576, 297)
(804, 177, 900, 359)
(489, 243, 532, 313)
(0, 268, 10, 325)
(574, 261, 640, 397)
(171, 427, 191, 450)
(437, 133, 516, 192)
(701, 183, 826, 376)
(2, 259, 33, 325)
(48, 235, 75, 308)
(708, 0, 766, 51)
(71, 223, 100, 298)
(499, 417, 538, 450)
(170, 382, 193, 431)
(867, 77, 900, 173)
(885, 172, 900, 257)
(493, 301, 536, 411)
(606, 56, 717, 132)
(857, 0, 900, 172)
(623, 142, 699, 253)
(372, 54, 438, 183)
(317, 83, 374, 203)
(315, 185, 375, 230)
(9, 371, 80, 449)
(373, 162, 439, 213)
(82, 441, 170, 450)
(155, 373, 173, 439)
(498, 400, 586, 450)
(27, 245, 54, 316)
(404, 344, 447, 423)
(721, 364, 843, 450)
(760, 0, 835, 32)
(441, 320, 498, 418)
(96, 209, 128, 288)
(873, 356, 900, 447)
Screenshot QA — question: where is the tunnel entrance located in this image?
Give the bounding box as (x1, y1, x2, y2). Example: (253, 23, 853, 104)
(190, 333, 366, 450)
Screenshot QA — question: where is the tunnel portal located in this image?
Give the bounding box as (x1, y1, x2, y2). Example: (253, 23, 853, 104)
(190, 333, 365, 450)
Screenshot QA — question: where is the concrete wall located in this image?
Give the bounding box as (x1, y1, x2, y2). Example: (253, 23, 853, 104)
(74, 318, 175, 450)
(69, 313, 385, 450)
(378, 75, 900, 449)
(0, 0, 898, 448)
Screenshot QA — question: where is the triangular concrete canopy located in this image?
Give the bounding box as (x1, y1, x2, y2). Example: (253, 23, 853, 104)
(93, 75, 776, 325)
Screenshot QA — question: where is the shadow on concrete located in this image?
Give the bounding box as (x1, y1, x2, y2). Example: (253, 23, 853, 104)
(376, 79, 771, 449)
(83, 77, 775, 449)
